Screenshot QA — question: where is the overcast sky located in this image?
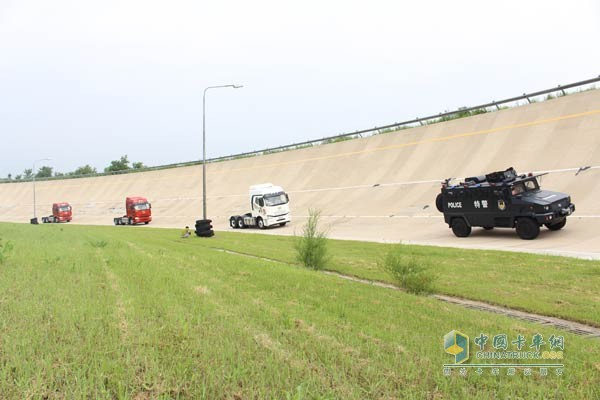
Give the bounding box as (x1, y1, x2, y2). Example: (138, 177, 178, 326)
(1, 0, 599, 177)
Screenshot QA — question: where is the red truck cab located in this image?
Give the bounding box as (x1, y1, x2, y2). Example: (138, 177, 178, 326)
(42, 202, 72, 223)
(125, 196, 152, 225)
(53, 202, 72, 222)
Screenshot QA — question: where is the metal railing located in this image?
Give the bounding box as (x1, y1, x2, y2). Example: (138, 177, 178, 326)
(3, 75, 599, 184)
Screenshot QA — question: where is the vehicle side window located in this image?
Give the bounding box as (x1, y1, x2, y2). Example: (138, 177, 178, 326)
(258, 198, 264, 207)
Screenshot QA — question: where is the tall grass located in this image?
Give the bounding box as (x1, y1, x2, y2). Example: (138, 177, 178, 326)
(295, 209, 329, 270)
(380, 249, 436, 294)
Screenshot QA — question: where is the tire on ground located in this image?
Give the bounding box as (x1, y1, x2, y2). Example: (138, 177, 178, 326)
(544, 219, 566, 231)
(516, 217, 540, 240)
(451, 218, 471, 238)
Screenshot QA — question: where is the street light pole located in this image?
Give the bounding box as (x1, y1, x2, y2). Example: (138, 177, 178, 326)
(32, 157, 51, 221)
(202, 84, 243, 220)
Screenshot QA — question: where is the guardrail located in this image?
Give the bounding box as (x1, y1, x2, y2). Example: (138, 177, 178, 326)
(3, 75, 599, 184)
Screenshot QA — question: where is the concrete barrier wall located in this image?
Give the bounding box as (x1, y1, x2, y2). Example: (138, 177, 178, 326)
(2, 90, 599, 257)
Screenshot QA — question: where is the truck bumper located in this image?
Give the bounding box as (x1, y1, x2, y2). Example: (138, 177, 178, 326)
(535, 203, 575, 224)
(265, 214, 291, 227)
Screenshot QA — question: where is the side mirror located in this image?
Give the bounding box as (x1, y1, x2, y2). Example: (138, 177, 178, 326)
(285, 194, 289, 202)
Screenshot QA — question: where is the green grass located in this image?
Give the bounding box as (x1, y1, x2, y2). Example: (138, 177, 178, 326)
(0, 222, 599, 399)
(184, 231, 600, 328)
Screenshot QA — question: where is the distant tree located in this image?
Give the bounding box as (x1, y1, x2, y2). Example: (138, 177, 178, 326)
(132, 161, 145, 169)
(35, 166, 53, 178)
(104, 155, 130, 172)
(15, 175, 22, 180)
(72, 165, 97, 175)
(54, 171, 65, 177)
(23, 169, 33, 179)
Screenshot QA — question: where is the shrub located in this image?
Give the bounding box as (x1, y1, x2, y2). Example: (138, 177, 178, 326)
(381, 250, 436, 294)
(295, 209, 329, 270)
(0, 239, 14, 264)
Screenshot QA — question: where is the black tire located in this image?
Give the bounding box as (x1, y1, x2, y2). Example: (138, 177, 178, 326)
(230, 218, 238, 228)
(195, 225, 214, 233)
(128, 217, 133, 225)
(279, 222, 287, 227)
(114, 219, 120, 226)
(435, 193, 444, 212)
(545, 219, 566, 231)
(451, 218, 471, 238)
(483, 226, 494, 230)
(195, 230, 214, 238)
(237, 217, 245, 229)
(516, 218, 540, 240)
(144, 221, 149, 225)
(257, 217, 266, 229)
(196, 219, 212, 225)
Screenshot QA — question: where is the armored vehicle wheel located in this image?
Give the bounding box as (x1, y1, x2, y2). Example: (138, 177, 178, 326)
(237, 217, 245, 229)
(230, 217, 238, 228)
(257, 217, 266, 229)
(451, 218, 471, 237)
(516, 218, 540, 240)
(545, 219, 566, 231)
(435, 193, 444, 212)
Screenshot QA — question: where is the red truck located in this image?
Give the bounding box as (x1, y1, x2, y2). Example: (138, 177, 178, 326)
(114, 196, 152, 225)
(42, 202, 72, 223)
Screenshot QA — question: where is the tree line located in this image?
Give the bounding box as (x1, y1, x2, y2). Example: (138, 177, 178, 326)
(4, 155, 145, 181)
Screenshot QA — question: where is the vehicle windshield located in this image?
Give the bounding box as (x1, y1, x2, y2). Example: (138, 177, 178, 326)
(511, 179, 539, 195)
(133, 203, 150, 211)
(58, 206, 71, 212)
(264, 193, 288, 207)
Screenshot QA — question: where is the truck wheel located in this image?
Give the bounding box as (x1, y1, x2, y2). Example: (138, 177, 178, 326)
(257, 217, 266, 229)
(545, 219, 566, 231)
(435, 193, 444, 212)
(451, 218, 471, 237)
(128, 217, 133, 225)
(237, 217, 245, 229)
(279, 222, 287, 227)
(114, 218, 119, 225)
(516, 218, 540, 240)
(144, 221, 149, 225)
(230, 217, 238, 229)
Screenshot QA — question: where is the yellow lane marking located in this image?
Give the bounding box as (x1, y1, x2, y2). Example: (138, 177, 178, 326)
(209, 108, 600, 174)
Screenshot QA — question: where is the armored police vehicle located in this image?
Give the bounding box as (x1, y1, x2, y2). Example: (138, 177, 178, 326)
(435, 167, 575, 240)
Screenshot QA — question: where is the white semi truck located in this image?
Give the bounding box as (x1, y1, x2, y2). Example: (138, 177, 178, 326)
(229, 183, 291, 229)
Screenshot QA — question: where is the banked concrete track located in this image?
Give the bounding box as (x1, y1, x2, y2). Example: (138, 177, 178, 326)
(1, 90, 599, 258)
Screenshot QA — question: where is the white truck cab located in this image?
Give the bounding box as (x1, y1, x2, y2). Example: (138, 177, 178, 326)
(230, 183, 291, 229)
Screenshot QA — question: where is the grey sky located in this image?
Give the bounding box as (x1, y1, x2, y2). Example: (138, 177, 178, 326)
(1, 0, 599, 177)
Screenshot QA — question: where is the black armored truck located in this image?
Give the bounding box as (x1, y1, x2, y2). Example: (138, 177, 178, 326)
(435, 167, 575, 240)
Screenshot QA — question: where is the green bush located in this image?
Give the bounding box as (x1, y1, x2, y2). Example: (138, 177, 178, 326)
(295, 209, 329, 270)
(0, 239, 14, 264)
(381, 250, 436, 294)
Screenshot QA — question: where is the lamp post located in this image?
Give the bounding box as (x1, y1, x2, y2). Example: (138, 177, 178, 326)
(32, 157, 51, 223)
(201, 84, 243, 220)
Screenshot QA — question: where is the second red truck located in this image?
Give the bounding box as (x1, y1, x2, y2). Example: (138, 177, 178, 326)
(114, 196, 152, 225)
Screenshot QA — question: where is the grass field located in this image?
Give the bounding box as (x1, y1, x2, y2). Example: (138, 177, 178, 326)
(189, 231, 600, 327)
(0, 222, 599, 399)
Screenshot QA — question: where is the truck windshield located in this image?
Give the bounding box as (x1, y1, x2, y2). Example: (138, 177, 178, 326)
(511, 179, 539, 195)
(133, 203, 150, 211)
(58, 206, 71, 212)
(264, 193, 288, 206)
